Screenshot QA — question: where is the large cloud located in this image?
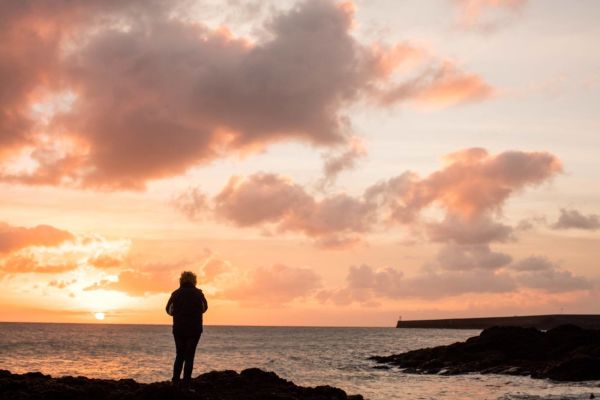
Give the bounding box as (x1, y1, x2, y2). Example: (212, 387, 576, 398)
(0, 1, 160, 158)
(212, 173, 377, 247)
(368, 148, 560, 267)
(370, 148, 562, 222)
(0, 0, 492, 189)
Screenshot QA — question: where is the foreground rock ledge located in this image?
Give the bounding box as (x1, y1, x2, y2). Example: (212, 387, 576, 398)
(370, 324, 600, 381)
(0, 368, 363, 400)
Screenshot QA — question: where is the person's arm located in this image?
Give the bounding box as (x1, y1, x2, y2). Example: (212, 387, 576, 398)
(166, 293, 174, 316)
(201, 292, 208, 314)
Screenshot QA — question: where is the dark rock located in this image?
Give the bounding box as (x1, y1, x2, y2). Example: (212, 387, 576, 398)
(0, 368, 364, 400)
(370, 324, 600, 382)
(545, 357, 600, 381)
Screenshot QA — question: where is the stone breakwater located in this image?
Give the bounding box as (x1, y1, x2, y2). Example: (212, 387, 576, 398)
(0, 368, 364, 400)
(395, 314, 600, 330)
(371, 324, 600, 381)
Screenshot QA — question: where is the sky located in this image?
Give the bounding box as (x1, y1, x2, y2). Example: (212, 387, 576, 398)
(0, 0, 599, 326)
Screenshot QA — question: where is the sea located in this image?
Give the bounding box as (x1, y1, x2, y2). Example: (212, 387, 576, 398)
(0, 323, 597, 400)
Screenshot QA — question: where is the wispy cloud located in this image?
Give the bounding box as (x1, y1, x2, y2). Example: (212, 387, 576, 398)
(552, 208, 600, 231)
(452, 0, 527, 30)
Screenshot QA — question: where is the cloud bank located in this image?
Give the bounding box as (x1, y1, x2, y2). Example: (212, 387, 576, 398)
(0, 0, 492, 189)
(0, 222, 130, 278)
(319, 254, 592, 305)
(176, 148, 562, 248)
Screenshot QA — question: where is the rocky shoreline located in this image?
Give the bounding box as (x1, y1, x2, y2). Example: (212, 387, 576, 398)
(0, 368, 364, 400)
(370, 324, 600, 381)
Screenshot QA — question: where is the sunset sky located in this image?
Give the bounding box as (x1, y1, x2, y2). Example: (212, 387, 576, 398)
(1, 0, 599, 326)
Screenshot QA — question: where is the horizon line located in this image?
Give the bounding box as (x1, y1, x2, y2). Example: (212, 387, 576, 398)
(0, 320, 395, 329)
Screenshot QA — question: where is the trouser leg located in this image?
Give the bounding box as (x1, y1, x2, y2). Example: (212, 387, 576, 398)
(172, 333, 186, 382)
(182, 332, 201, 382)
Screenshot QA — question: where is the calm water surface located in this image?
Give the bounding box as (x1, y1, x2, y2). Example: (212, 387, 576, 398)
(0, 323, 597, 400)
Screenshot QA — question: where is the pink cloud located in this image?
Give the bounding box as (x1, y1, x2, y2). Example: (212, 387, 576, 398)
(365, 148, 561, 236)
(552, 208, 600, 231)
(0, 222, 73, 253)
(201, 258, 231, 283)
(175, 148, 562, 249)
(218, 264, 321, 306)
(426, 214, 513, 244)
(84, 270, 174, 296)
(511, 256, 557, 272)
(0, 0, 493, 189)
(320, 136, 367, 187)
(411, 63, 494, 106)
(83, 253, 230, 296)
(378, 62, 494, 107)
(211, 173, 376, 247)
(88, 254, 125, 269)
(453, 0, 527, 28)
(433, 244, 512, 270)
(379, 148, 562, 221)
(171, 188, 209, 221)
(510, 256, 593, 293)
(0, 255, 77, 275)
(214, 174, 313, 227)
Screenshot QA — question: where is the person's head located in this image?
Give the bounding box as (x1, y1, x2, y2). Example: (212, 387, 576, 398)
(179, 271, 197, 286)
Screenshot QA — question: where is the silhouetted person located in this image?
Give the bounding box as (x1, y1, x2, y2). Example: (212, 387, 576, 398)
(166, 271, 208, 387)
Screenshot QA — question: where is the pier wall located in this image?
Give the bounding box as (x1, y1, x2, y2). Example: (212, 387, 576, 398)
(396, 314, 600, 330)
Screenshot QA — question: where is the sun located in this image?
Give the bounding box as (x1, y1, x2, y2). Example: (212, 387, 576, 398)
(94, 312, 105, 321)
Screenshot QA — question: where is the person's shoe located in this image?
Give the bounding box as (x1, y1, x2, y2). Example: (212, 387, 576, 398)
(171, 377, 181, 386)
(181, 379, 196, 392)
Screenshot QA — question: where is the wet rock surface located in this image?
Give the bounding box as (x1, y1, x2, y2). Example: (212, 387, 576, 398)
(370, 324, 600, 381)
(0, 368, 364, 400)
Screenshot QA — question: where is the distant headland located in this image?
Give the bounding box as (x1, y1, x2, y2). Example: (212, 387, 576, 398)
(396, 314, 600, 330)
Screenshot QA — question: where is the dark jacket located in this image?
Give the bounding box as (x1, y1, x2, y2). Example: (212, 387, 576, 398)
(166, 283, 208, 335)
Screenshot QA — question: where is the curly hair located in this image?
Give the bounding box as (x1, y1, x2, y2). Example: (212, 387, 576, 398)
(179, 271, 197, 286)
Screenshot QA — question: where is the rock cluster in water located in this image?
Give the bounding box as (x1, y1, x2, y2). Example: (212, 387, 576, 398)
(0, 368, 363, 400)
(370, 324, 600, 381)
